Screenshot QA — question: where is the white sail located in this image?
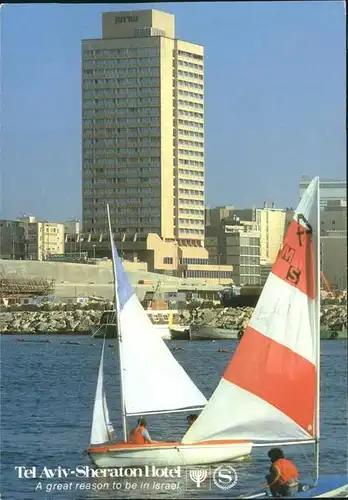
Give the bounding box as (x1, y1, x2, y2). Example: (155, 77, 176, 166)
(90, 339, 115, 444)
(182, 177, 320, 444)
(110, 240, 207, 416)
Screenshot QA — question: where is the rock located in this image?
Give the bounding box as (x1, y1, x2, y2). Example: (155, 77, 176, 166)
(65, 319, 80, 331)
(46, 320, 59, 332)
(9, 319, 22, 331)
(88, 311, 102, 322)
(35, 322, 50, 333)
(0, 302, 346, 334)
(185, 303, 347, 331)
(40, 302, 56, 312)
(55, 320, 67, 331)
(64, 303, 75, 312)
(19, 322, 32, 333)
(74, 317, 94, 332)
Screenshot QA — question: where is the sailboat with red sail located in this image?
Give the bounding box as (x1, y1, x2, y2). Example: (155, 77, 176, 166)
(182, 177, 348, 497)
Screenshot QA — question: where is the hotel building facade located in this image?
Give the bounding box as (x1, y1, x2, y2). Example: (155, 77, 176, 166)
(82, 9, 204, 243)
(81, 9, 232, 283)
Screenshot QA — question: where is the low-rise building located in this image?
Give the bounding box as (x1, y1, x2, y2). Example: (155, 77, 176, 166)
(64, 219, 82, 236)
(205, 206, 234, 227)
(321, 199, 347, 235)
(64, 219, 83, 256)
(205, 220, 261, 286)
(206, 204, 286, 265)
(26, 220, 65, 261)
(260, 261, 273, 286)
(18, 216, 65, 261)
(0, 220, 26, 260)
(321, 230, 347, 291)
(255, 205, 286, 264)
(63, 231, 233, 285)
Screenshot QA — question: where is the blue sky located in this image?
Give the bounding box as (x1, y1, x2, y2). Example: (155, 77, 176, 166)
(1, 1, 346, 222)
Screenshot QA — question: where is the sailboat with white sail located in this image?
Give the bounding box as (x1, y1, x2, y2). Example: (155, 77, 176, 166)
(183, 177, 348, 497)
(87, 205, 252, 467)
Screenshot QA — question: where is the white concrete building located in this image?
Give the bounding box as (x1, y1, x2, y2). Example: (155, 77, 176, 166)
(26, 221, 65, 261)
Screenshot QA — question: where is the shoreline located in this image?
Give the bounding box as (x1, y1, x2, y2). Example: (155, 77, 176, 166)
(0, 331, 90, 336)
(0, 303, 346, 336)
(1, 332, 347, 342)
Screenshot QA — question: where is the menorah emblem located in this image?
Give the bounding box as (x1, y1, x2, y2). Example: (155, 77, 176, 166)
(189, 468, 208, 488)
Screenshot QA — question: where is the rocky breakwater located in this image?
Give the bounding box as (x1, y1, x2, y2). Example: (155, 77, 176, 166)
(320, 304, 347, 330)
(0, 300, 113, 334)
(0, 299, 346, 334)
(181, 302, 347, 331)
(182, 305, 254, 332)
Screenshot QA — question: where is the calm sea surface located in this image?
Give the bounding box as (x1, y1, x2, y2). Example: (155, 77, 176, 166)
(1, 335, 347, 499)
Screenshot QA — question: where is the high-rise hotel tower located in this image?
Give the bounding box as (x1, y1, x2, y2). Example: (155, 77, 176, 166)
(82, 9, 205, 246)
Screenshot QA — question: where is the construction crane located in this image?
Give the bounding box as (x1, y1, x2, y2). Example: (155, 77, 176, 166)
(320, 271, 338, 298)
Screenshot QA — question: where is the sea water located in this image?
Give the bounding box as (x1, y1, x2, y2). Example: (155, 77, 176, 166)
(1, 335, 347, 499)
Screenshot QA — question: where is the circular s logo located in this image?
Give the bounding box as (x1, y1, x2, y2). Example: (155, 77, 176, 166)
(213, 465, 238, 490)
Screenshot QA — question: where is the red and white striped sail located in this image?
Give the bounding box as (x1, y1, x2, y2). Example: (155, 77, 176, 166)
(182, 177, 320, 444)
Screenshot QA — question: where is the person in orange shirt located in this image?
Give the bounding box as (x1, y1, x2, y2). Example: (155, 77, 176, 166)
(128, 418, 158, 445)
(265, 448, 299, 497)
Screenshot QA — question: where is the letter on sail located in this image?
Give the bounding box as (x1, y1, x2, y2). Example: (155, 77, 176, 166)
(182, 177, 320, 444)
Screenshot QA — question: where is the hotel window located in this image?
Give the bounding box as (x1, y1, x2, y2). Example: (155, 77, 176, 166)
(163, 257, 173, 264)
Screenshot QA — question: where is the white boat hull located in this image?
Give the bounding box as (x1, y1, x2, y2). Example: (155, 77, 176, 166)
(152, 324, 171, 340)
(191, 325, 239, 340)
(88, 440, 252, 467)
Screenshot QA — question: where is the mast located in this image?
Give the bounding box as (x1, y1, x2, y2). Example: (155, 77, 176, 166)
(106, 204, 127, 442)
(315, 179, 321, 482)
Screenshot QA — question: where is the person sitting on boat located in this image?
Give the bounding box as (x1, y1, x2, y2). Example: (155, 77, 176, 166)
(128, 418, 158, 445)
(186, 414, 198, 429)
(264, 448, 299, 498)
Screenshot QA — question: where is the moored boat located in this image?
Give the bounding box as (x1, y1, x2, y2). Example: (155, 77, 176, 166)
(320, 325, 347, 340)
(169, 325, 191, 340)
(190, 325, 239, 340)
(92, 308, 185, 340)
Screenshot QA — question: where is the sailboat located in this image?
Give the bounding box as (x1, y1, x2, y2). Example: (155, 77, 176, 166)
(87, 205, 253, 467)
(183, 177, 348, 498)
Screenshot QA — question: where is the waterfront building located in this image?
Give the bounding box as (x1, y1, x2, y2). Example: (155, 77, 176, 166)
(18, 217, 65, 261)
(80, 8, 232, 283)
(205, 204, 286, 265)
(205, 206, 234, 227)
(63, 230, 233, 285)
(28, 222, 65, 261)
(255, 205, 286, 265)
(64, 219, 82, 255)
(321, 230, 347, 290)
(0, 220, 26, 260)
(64, 219, 82, 236)
(320, 199, 347, 235)
(260, 262, 272, 286)
(299, 176, 346, 210)
(205, 219, 261, 286)
(82, 9, 204, 243)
